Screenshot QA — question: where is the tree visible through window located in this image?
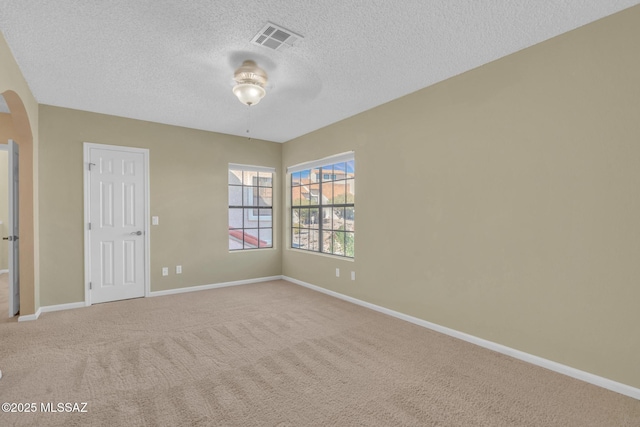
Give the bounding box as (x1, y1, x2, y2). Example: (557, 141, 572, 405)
(290, 154, 354, 257)
(229, 165, 274, 250)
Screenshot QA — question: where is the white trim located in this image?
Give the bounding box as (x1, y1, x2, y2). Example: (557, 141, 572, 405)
(18, 308, 42, 322)
(282, 276, 640, 401)
(229, 163, 276, 173)
(287, 151, 354, 174)
(83, 143, 151, 306)
(17, 302, 86, 321)
(41, 302, 86, 314)
(0, 269, 8, 274)
(149, 275, 283, 297)
(14, 277, 282, 320)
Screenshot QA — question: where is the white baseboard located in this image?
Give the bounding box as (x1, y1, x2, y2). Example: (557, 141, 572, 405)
(18, 307, 42, 322)
(41, 302, 87, 314)
(18, 301, 87, 321)
(16, 276, 282, 321)
(149, 275, 283, 298)
(282, 276, 640, 401)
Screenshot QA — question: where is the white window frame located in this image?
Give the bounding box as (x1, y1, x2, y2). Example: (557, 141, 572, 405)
(228, 163, 275, 251)
(287, 152, 355, 258)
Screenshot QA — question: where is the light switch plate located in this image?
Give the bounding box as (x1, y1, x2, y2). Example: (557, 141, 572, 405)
(152, 216, 159, 225)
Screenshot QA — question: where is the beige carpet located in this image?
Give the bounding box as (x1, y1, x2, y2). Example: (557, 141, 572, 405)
(0, 280, 638, 426)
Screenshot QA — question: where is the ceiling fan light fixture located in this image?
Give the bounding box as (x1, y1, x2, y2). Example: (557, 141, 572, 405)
(232, 83, 266, 106)
(233, 60, 268, 106)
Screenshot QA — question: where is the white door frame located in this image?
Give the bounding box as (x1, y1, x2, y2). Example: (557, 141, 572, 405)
(83, 142, 150, 306)
(0, 142, 19, 317)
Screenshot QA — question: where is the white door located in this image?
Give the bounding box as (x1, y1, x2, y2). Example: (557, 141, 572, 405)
(86, 144, 148, 304)
(7, 140, 19, 316)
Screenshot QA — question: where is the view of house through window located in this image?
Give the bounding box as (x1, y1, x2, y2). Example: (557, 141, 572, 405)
(290, 153, 355, 257)
(228, 164, 274, 250)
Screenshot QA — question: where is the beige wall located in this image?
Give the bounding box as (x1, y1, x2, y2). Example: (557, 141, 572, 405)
(1, 31, 39, 315)
(38, 105, 282, 306)
(282, 6, 640, 389)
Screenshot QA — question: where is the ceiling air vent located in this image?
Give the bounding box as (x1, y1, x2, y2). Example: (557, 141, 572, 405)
(251, 22, 303, 51)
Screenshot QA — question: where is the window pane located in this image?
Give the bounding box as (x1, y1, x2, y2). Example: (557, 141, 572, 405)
(345, 207, 355, 231)
(321, 181, 332, 205)
(292, 186, 302, 206)
(322, 231, 333, 253)
(334, 162, 347, 180)
(332, 207, 345, 231)
(229, 185, 242, 206)
(320, 207, 331, 230)
(344, 232, 354, 257)
(333, 180, 345, 204)
(229, 231, 243, 250)
(258, 187, 272, 207)
(309, 183, 320, 205)
(298, 229, 309, 250)
(244, 186, 258, 206)
(321, 164, 333, 182)
(309, 208, 319, 229)
(346, 159, 355, 176)
(292, 228, 300, 248)
(229, 208, 243, 229)
(292, 208, 300, 227)
(259, 228, 272, 248)
(229, 169, 243, 185)
(243, 171, 257, 186)
(333, 230, 345, 256)
(345, 179, 355, 204)
(301, 208, 310, 226)
(309, 230, 319, 251)
(259, 172, 273, 187)
(259, 209, 272, 226)
(310, 168, 320, 183)
(244, 229, 260, 249)
(292, 172, 301, 186)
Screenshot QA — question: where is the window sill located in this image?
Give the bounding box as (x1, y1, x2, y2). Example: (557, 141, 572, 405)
(229, 247, 276, 253)
(286, 247, 355, 262)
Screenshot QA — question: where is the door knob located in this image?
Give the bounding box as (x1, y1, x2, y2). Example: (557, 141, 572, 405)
(130, 231, 143, 236)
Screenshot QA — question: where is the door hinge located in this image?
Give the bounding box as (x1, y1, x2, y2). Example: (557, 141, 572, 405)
(88, 222, 92, 230)
(88, 162, 96, 171)
(89, 282, 92, 290)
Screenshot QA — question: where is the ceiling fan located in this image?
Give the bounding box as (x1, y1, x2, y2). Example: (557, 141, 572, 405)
(232, 60, 268, 106)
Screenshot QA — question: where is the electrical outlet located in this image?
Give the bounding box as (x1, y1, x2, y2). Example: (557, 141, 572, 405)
(152, 216, 159, 225)
(351, 271, 356, 281)
(162, 267, 168, 276)
(176, 265, 182, 274)
(336, 268, 340, 277)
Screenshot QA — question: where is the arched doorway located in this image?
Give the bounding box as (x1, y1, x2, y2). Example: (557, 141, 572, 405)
(0, 90, 35, 318)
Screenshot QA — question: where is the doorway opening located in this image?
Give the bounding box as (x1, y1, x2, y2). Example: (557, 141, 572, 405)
(0, 145, 9, 314)
(0, 93, 21, 319)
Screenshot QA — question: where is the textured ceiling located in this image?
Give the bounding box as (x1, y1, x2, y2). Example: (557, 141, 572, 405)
(1, 1, 638, 142)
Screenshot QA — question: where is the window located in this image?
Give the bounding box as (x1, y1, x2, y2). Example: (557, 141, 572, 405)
(228, 164, 274, 250)
(289, 152, 354, 258)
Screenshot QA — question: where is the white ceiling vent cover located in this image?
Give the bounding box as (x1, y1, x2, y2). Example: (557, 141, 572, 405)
(251, 22, 303, 51)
